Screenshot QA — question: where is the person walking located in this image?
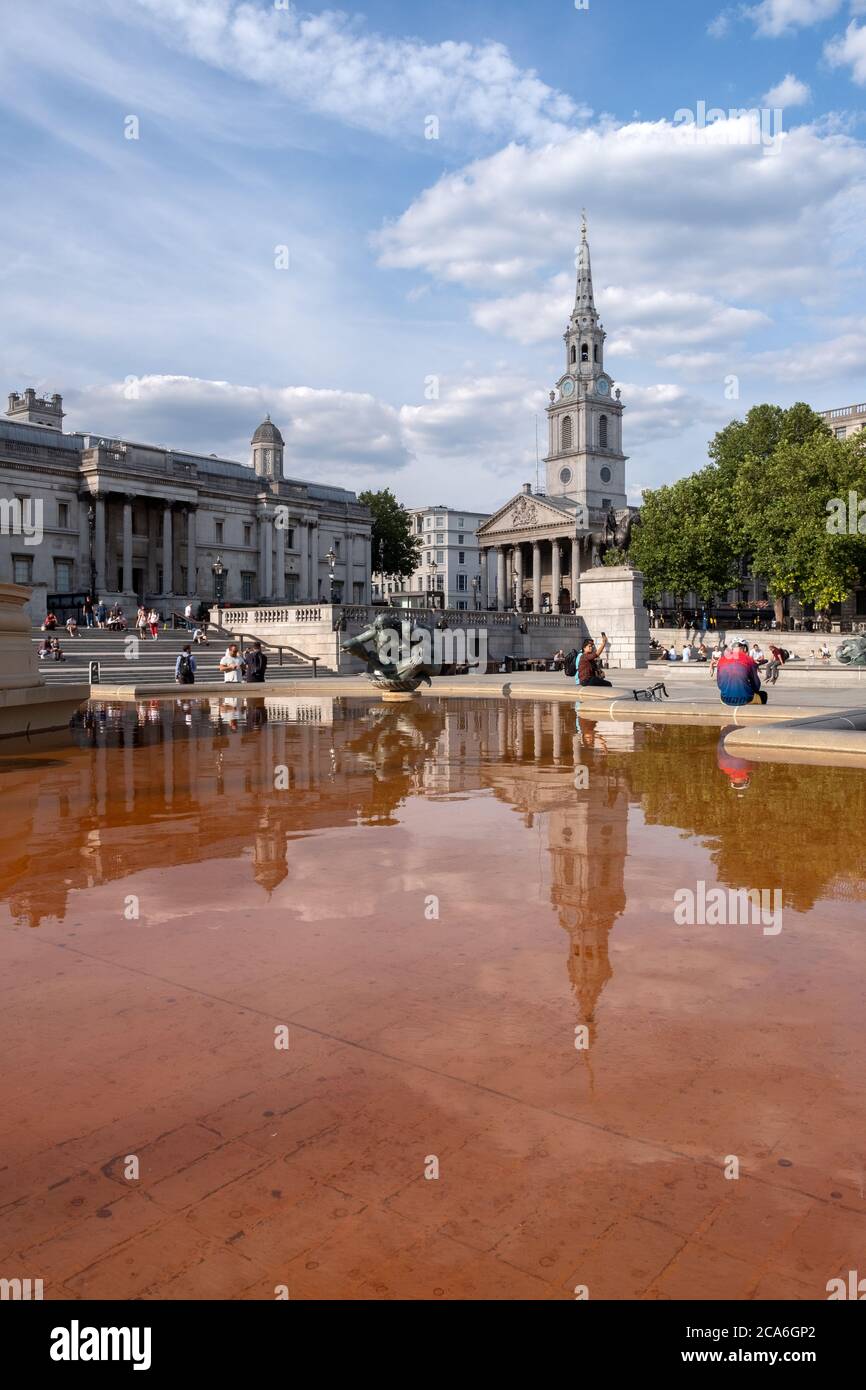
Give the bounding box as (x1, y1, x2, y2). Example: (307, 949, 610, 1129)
(148, 608, 160, 640)
(576, 632, 612, 688)
(219, 643, 242, 682)
(175, 645, 196, 685)
(83, 594, 94, 628)
(136, 606, 149, 640)
(184, 601, 194, 631)
(242, 640, 268, 683)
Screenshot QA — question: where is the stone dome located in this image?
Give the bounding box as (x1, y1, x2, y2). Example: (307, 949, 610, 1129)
(251, 414, 284, 446)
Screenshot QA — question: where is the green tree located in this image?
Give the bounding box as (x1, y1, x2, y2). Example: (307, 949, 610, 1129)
(628, 469, 738, 621)
(734, 429, 866, 622)
(358, 489, 421, 583)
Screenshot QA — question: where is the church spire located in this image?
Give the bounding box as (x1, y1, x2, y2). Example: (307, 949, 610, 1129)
(573, 210, 597, 319)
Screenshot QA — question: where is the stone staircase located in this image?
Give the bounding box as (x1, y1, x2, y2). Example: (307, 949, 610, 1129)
(31, 623, 317, 686)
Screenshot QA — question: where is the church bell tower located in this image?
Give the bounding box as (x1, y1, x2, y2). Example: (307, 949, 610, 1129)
(544, 215, 627, 513)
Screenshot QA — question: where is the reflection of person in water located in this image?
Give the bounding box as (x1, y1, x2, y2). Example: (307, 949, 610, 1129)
(576, 713, 609, 754)
(717, 725, 753, 794)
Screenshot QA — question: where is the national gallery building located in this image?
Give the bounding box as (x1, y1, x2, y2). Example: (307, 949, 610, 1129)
(0, 389, 373, 621)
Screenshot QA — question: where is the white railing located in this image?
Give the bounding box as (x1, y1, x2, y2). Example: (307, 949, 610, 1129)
(222, 603, 583, 629)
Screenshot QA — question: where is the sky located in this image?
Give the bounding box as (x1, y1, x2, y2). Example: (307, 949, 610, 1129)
(1, 0, 866, 510)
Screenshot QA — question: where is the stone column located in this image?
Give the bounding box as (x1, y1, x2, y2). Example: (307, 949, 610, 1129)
(571, 535, 581, 613)
(532, 541, 542, 613)
(552, 539, 562, 614)
(186, 508, 197, 598)
(78, 498, 90, 591)
(274, 516, 286, 600)
(496, 546, 506, 612)
(298, 521, 309, 601)
(162, 505, 173, 595)
(93, 496, 107, 594)
(514, 544, 524, 613)
(121, 497, 133, 594)
(259, 511, 273, 599)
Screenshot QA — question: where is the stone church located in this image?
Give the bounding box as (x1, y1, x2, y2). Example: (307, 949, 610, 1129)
(478, 216, 634, 612)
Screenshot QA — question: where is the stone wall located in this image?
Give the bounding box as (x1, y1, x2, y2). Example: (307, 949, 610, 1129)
(222, 570, 649, 673)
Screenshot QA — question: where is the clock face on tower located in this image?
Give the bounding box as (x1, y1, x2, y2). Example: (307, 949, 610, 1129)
(597, 379, 610, 395)
(560, 379, 575, 398)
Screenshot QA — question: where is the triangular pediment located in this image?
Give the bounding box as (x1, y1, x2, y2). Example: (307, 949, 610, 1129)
(478, 492, 577, 538)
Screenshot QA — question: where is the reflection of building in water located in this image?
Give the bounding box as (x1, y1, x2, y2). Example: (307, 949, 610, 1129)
(472, 701, 630, 1042)
(548, 761, 628, 1045)
(0, 696, 448, 926)
(0, 697, 630, 1048)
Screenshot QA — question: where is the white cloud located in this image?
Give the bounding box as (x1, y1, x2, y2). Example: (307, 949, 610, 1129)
(826, 21, 866, 84)
(473, 279, 770, 353)
(762, 73, 812, 106)
(707, 12, 733, 39)
(376, 118, 866, 307)
(67, 375, 411, 477)
(746, 0, 843, 37)
(123, 0, 589, 146)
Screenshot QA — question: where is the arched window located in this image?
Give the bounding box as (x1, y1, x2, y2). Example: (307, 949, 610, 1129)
(593, 344, 599, 362)
(570, 344, 576, 364)
(599, 415, 608, 448)
(580, 342, 589, 362)
(561, 415, 573, 450)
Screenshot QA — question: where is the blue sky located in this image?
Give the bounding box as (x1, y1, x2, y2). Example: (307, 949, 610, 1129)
(1, 0, 866, 509)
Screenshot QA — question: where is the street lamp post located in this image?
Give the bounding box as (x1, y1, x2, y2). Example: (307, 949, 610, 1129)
(326, 547, 337, 604)
(212, 555, 226, 627)
(471, 575, 479, 611)
(429, 556, 438, 609)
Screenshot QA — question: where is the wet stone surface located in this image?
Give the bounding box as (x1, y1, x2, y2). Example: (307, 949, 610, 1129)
(1, 695, 865, 1300)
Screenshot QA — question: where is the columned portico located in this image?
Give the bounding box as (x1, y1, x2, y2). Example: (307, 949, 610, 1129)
(122, 495, 134, 595)
(532, 541, 541, 613)
(161, 505, 173, 596)
(94, 496, 106, 592)
(274, 516, 286, 601)
(186, 507, 197, 598)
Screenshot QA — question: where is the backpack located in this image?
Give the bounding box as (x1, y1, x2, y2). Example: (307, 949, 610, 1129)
(177, 654, 193, 682)
(563, 648, 579, 678)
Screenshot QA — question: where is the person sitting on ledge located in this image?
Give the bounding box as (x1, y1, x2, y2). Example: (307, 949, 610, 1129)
(576, 632, 612, 688)
(717, 640, 767, 706)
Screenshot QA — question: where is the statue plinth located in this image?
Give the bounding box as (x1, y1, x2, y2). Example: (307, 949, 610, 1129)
(0, 584, 90, 740)
(380, 690, 420, 703)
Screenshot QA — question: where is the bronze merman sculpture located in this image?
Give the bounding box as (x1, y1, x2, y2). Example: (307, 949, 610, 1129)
(341, 613, 433, 695)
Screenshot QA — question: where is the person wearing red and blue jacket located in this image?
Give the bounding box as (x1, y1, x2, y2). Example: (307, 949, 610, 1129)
(716, 642, 767, 706)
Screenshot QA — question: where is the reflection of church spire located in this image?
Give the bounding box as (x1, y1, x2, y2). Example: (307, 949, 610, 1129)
(548, 763, 628, 1057)
(253, 814, 288, 894)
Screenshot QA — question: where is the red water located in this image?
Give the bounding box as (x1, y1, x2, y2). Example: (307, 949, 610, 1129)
(1, 695, 865, 1299)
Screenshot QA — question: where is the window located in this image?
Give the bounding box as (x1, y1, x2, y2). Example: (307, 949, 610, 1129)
(593, 344, 598, 362)
(560, 466, 572, 485)
(561, 415, 573, 450)
(458, 533, 464, 544)
(457, 600, 467, 610)
(57, 502, 69, 528)
(244, 524, 252, 545)
(457, 518, 464, 527)
(435, 575, 444, 590)
(436, 550, 444, 563)
(457, 574, 467, 591)
(570, 345, 576, 363)
(600, 465, 612, 483)
(835, 426, 847, 438)
(602, 498, 612, 509)
(286, 528, 294, 549)
(12, 555, 32, 584)
(215, 520, 224, 543)
(458, 551, 465, 564)
(435, 532, 443, 544)
(599, 414, 608, 448)
(425, 515, 433, 528)
(241, 572, 255, 601)
(581, 342, 589, 362)
(54, 555, 78, 594)
(333, 538, 341, 555)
